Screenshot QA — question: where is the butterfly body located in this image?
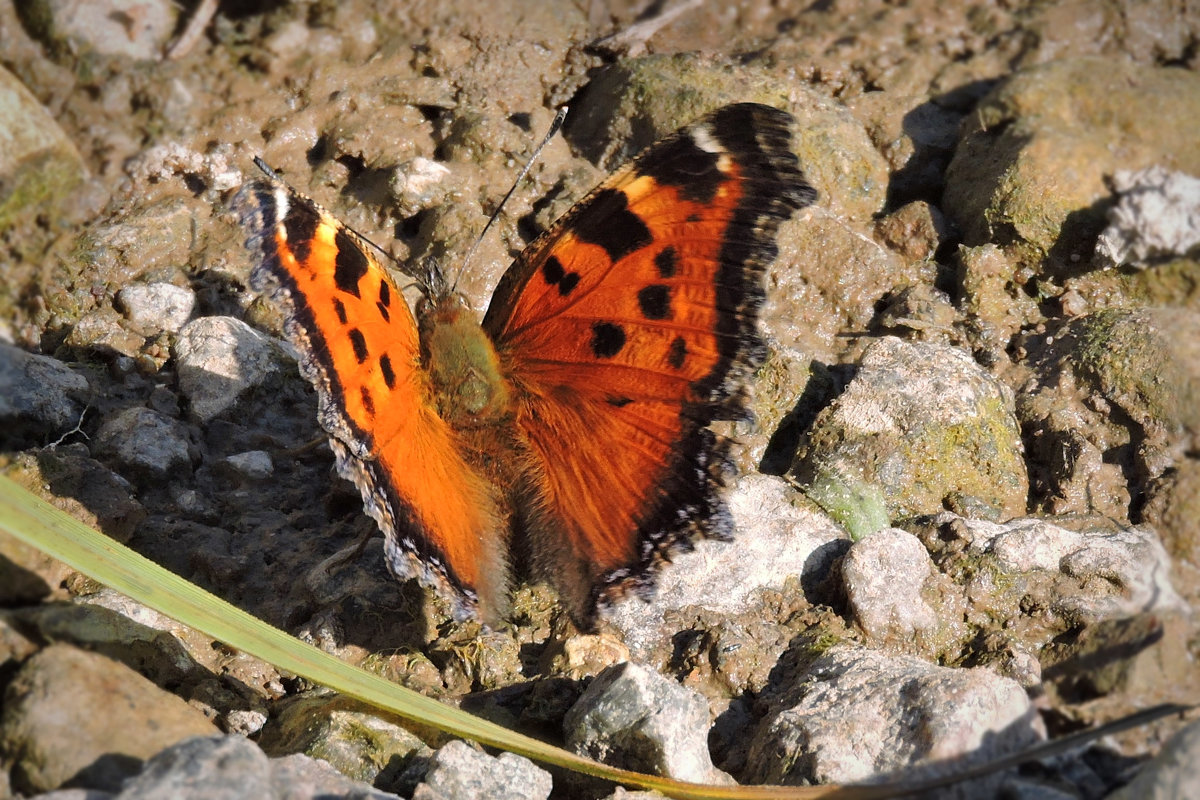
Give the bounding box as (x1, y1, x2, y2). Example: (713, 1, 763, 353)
(419, 295, 513, 426)
(235, 103, 816, 628)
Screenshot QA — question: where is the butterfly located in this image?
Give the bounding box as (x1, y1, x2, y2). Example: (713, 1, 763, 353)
(234, 103, 816, 629)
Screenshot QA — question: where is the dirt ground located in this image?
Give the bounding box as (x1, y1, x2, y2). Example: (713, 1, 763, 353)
(2, 0, 1199, 796)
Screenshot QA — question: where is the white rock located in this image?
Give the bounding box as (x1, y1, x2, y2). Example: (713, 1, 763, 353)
(1095, 166, 1200, 268)
(117, 283, 196, 333)
(416, 739, 551, 800)
(224, 450, 273, 480)
(564, 662, 733, 785)
(603, 474, 847, 659)
(745, 646, 1043, 786)
(954, 514, 1185, 621)
(842, 528, 938, 642)
(174, 317, 289, 422)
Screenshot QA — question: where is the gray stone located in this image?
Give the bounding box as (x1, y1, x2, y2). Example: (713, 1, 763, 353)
(113, 734, 401, 800)
(603, 474, 847, 659)
(116, 283, 196, 334)
(95, 407, 191, 478)
(0, 65, 86, 233)
(222, 450, 273, 480)
(414, 739, 551, 800)
(842, 528, 939, 643)
(793, 337, 1028, 524)
(0, 644, 218, 794)
(0, 344, 89, 449)
(744, 646, 1042, 787)
(950, 514, 1184, 623)
(173, 317, 290, 422)
(564, 662, 732, 785)
(16, 0, 177, 62)
(1107, 718, 1200, 800)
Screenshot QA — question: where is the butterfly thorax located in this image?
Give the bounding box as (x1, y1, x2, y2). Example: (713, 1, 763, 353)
(417, 293, 513, 427)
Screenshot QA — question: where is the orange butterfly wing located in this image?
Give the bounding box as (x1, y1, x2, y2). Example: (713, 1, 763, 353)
(484, 104, 816, 622)
(234, 180, 508, 620)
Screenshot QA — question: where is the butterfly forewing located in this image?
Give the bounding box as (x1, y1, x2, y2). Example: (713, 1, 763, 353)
(234, 179, 509, 620)
(485, 103, 816, 621)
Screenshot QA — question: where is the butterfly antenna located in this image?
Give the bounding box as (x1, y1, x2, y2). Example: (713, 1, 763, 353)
(251, 156, 406, 282)
(449, 106, 568, 296)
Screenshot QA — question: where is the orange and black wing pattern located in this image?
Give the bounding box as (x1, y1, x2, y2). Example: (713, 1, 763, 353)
(484, 103, 816, 622)
(234, 174, 509, 620)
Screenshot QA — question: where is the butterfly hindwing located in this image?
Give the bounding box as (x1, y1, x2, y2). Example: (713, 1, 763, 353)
(234, 180, 509, 620)
(484, 103, 816, 621)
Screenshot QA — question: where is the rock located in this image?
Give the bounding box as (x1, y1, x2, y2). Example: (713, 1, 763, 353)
(0, 66, 87, 233)
(173, 317, 291, 422)
(793, 337, 1028, 523)
(115, 283, 196, 334)
(603, 474, 847, 660)
(115, 734, 400, 800)
(842, 528, 939, 644)
(124, 143, 242, 194)
(944, 58, 1200, 268)
(1020, 307, 1200, 511)
(957, 243, 1039, 350)
(413, 739, 551, 800)
(873, 200, 952, 263)
(1095, 167, 1200, 269)
(16, 0, 178, 62)
(0, 644, 218, 794)
(1066, 309, 1200, 444)
(1142, 458, 1200, 590)
(564, 662, 732, 785)
(95, 407, 192, 479)
(0, 344, 89, 449)
(1040, 611, 1191, 705)
(80, 198, 196, 288)
(1107, 717, 1200, 800)
(221, 450, 273, 481)
(24, 789, 114, 799)
(64, 309, 146, 358)
(942, 514, 1184, 624)
(539, 632, 631, 681)
(23, 447, 145, 543)
(743, 646, 1042, 786)
(390, 156, 453, 216)
(258, 693, 432, 791)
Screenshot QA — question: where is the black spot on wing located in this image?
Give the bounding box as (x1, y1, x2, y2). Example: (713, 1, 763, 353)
(590, 321, 626, 358)
(360, 386, 375, 416)
(379, 281, 391, 307)
(334, 230, 369, 297)
(638, 135, 724, 204)
(380, 353, 396, 389)
(284, 206, 319, 263)
(571, 189, 652, 262)
(542, 255, 581, 296)
(349, 328, 368, 363)
(333, 298, 348, 325)
(637, 285, 671, 320)
(606, 395, 633, 407)
(668, 336, 687, 369)
(655, 246, 677, 278)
